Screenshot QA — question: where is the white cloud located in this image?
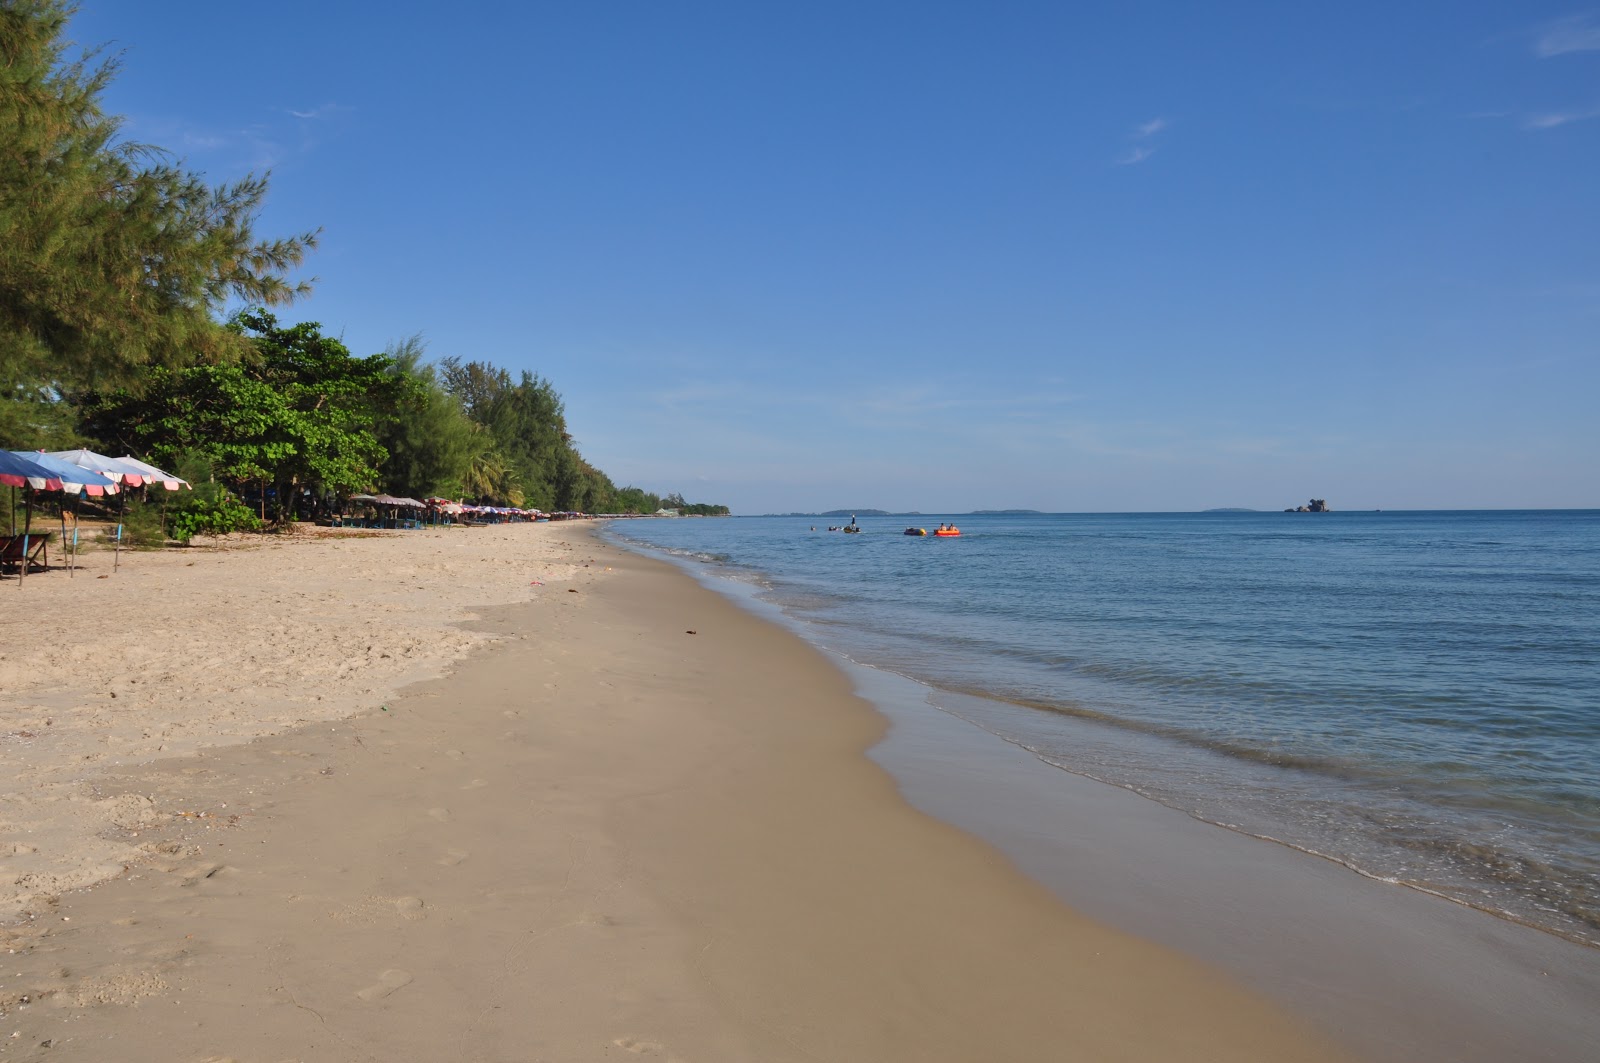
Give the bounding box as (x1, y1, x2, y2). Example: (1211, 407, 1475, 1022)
(1117, 116, 1169, 165)
(1525, 103, 1600, 129)
(1533, 14, 1600, 57)
(288, 103, 345, 120)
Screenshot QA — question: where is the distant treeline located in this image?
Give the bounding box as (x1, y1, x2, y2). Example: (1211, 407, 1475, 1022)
(0, 2, 721, 519)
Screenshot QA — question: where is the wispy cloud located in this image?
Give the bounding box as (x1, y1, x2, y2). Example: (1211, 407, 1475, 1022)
(1117, 116, 1169, 165)
(1525, 103, 1600, 129)
(1532, 13, 1600, 57)
(288, 102, 346, 120)
(124, 102, 351, 171)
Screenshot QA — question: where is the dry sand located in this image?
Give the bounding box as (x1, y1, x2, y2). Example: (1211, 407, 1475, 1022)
(1, 522, 1354, 1061)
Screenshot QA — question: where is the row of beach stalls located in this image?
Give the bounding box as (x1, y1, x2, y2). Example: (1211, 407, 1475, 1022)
(336, 495, 555, 529)
(0, 448, 191, 582)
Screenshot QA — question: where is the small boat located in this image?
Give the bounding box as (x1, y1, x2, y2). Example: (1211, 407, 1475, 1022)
(933, 527, 961, 537)
(904, 527, 927, 536)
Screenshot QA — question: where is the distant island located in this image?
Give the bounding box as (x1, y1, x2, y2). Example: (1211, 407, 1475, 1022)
(1285, 499, 1331, 513)
(776, 508, 1049, 517)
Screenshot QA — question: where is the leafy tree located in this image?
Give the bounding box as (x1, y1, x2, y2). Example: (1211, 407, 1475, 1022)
(0, 0, 317, 400)
(227, 310, 406, 517)
(439, 358, 572, 508)
(79, 311, 406, 520)
(611, 485, 663, 514)
(371, 337, 481, 499)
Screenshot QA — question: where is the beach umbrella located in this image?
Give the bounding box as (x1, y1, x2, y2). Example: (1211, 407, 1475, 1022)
(114, 456, 190, 554)
(114, 456, 191, 491)
(11, 451, 116, 495)
(0, 452, 63, 586)
(46, 449, 149, 487)
(10, 453, 117, 577)
(0, 450, 63, 492)
(47, 449, 148, 571)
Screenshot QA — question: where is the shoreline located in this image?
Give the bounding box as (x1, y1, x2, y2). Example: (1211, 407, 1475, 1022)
(603, 509, 1600, 954)
(610, 532, 1600, 1063)
(1, 523, 1351, 1061)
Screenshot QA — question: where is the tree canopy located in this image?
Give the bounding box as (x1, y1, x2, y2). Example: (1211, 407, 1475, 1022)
(79, 311, 409, 518)
(0, 0, 317, 398)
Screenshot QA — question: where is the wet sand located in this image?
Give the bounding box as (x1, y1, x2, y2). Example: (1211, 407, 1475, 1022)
(0, 524, 1350, 1061)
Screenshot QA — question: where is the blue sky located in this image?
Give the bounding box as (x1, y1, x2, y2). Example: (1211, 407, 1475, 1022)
(72, 2, 1598, 512)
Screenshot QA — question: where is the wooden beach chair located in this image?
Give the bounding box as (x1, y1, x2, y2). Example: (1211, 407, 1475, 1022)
(0, 533, 49, 575)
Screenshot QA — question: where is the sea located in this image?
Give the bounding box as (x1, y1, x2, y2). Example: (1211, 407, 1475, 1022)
(604, 510, 1600, 948)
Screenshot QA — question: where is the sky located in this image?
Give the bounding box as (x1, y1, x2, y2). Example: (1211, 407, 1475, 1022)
(68, 1, 1599, 513)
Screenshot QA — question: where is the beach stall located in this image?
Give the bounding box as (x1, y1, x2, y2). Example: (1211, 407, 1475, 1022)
(424, 498, 465, 526)
(373, 494, 427, 529)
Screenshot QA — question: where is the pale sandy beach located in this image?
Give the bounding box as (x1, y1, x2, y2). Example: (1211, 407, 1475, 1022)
(0, 522, 1355, 1061)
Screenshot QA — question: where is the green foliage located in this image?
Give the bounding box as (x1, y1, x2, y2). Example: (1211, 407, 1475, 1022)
(610, 485, 664, 514)
(0, 381, 77, 449)
(372, 337, 480, 499)
(0, 1, 318, 397)
(168, 486, 261, 544)
(78, 311, 404, 520)
(115, 497, 167, 548)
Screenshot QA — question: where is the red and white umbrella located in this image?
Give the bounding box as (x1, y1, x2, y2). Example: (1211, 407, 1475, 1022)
(115, 456, 191, 491)
(46, 449, 150, 488)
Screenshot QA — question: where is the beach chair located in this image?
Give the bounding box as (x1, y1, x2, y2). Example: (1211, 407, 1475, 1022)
(0, 533, 49, 575)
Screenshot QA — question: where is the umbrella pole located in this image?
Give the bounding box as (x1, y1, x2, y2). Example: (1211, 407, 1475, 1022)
(19, 487, 34, 586)
(72, 493, 81, 575)
(59, 500, 69, 579)
(113, 488, 125, 573)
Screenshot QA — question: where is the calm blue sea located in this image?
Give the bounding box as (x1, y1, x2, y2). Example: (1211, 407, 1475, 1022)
(605, 511, 1600, 946)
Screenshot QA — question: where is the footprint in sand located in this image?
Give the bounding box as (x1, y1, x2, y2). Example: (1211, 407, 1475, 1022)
(460, 778, 489, 790)
(426, 807, 451, 822)
(612, 1038, 686, 1061)
(437, 848, 469, 867)
(613, 1039, 664, 1054)
(394, 896, 426, 920)
(356, 968, 413, 1002)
